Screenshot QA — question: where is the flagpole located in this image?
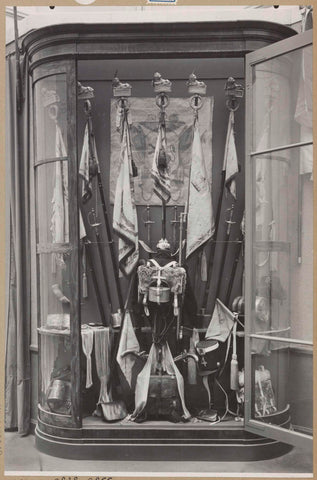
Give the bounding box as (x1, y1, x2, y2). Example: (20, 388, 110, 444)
(225, 218, 244, 307)
(152, 72, 172, 241)
(84, 100, 124, 312)
(162, 200, 167, 239)
(201, 77, 244, 312)
(88, 208, 113, 316)
(186, 75, 209, 294)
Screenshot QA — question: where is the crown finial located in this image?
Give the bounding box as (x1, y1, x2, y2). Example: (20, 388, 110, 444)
(156, 238, 171, 251)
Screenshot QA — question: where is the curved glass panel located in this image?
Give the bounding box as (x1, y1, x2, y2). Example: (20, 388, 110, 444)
(34, 74, 68, 162)
(252, 45, 312, 152)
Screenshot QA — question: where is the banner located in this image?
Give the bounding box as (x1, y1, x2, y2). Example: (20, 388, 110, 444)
(186, 120, 214, 258)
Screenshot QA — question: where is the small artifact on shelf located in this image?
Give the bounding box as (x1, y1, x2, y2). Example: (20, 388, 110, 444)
(46, 379, 72, 415)
(254, 366, 277, 417)
(46, 313, 70, 330)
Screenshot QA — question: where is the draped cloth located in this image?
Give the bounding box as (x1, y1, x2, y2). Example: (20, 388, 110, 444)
(5, 53, 31, 434)
(151, 122, 171, 203)
(223, 110, 239, 199)
(205, 298, 235, 343)
(81, 326, 94, 389)
(186, 119, 214, 258)
(94, 327, 112, 404)
(113, 121, 139, 276)
(131, 342, 191, 421)
(116, 311, 140, 389)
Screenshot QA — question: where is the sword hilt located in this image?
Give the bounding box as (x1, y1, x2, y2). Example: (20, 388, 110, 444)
(88, 208, 101, 228)
(143, 205, 155, 226)
(170, 206, 180, 226)
(225, 203, 236, 235)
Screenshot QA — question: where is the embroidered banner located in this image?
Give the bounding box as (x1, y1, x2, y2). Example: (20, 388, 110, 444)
(110, 97, 213, 205)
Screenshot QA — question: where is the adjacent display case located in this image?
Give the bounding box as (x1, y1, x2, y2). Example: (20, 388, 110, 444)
(25, 21, 313, 459)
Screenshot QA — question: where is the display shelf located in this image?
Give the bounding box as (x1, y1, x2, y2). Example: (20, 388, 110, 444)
(254, 241, 291, 252)
(38, 327, 70, 336)
(35, 155, 69, 168)
(36, 243, 71, 255)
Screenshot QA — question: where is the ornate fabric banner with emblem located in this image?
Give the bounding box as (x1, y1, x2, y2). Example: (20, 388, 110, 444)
(110, 97, 213, 205)
(223, 110, 239, 199)
(113, 120, 139, 276)
(186, 119, 214, 259)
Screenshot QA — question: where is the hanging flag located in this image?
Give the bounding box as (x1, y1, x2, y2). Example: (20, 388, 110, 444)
(186, 120, 214, 259)
(51, 123, 69, 244)
(116, 311, 140, 390)
(295, 46, 313, 178)
(79, 122, 98, 203)
(151, 123, 171, 203)
(205, 298, 235, 343)
(223, 110, 239, 199)
(113, 121, 139, 276)
(51, 122, 86, 245)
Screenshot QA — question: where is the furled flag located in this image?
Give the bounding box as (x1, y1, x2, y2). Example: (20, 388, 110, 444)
(113, 121, 139, 276)
(186, 120, 214, 259)
(151, 122, 171, 203)
(79, 122, 98, 203)
(223, 110, 239, 199)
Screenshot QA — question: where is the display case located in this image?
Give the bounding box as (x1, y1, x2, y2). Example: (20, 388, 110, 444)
(25, 21, 313, 459)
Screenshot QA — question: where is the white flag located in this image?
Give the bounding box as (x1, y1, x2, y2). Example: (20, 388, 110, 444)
(223, 110, 239, 199)
(205, 298, 235, 342)
(116, 311, 140, 389)
(186, 120, 214, 258)
(113, 122, 139, 276)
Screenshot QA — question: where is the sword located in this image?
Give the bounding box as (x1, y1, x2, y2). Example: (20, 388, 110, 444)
(170, 206, 180, 254)
(215, 203, 236, 300)
(143, 205, 155, 254)
(88, 208, 112, 317)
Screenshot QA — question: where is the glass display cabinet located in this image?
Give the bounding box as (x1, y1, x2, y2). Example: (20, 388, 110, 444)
(25, 21, 313, 459)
